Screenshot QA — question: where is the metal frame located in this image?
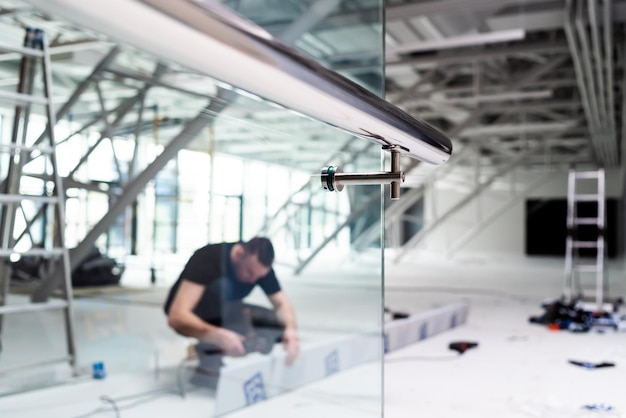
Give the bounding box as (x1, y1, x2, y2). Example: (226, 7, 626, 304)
(563, 168, 608, 310)
(32, 88, 237, 301)
(0, 0, 617, 278)
(321, 147, 404, 199)
(0, 29, 78, 375)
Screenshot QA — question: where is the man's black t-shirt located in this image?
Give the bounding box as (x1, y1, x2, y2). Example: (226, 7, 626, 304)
(163, 242, 281, 323)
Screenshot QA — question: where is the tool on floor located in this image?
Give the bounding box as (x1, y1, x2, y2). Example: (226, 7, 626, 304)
(582, 403, 613, 411)
(384, 307, 410, 320)
(448, 341, 478, 354)
(568, 360, 615, 369)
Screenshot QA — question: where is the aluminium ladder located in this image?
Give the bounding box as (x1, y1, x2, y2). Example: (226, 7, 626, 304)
(563, 168, 608, 312)
(0, 28, 77, 375)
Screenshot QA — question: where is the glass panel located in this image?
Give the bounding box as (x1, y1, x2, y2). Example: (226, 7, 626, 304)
(154, 157, 179, 253)
(0, 1, 385, 417)
(204, 2, 385, 416)
(0, 309, 73, 394)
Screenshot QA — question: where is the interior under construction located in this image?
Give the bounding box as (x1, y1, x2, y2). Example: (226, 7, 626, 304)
(0, 0, 624, 417)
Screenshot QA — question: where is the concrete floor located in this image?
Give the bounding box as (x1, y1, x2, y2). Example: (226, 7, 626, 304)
(385, 254, 626, 418)
(0, 252, 624, 417)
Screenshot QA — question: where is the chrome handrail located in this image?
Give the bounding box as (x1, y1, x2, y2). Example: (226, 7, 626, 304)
(26, 0, 452, 164)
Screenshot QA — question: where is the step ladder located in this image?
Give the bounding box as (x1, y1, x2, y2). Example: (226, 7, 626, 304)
(0, 29, 77, 377)
(563, 168, 608, 312)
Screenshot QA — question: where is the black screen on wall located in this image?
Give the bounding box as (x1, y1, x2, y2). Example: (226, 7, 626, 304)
(525, 198, 618, 258)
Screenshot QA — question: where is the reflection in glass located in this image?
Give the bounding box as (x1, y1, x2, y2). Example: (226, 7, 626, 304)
(0, 0, 385, 416)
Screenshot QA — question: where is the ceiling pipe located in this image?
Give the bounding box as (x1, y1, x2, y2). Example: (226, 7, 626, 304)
(600, 0, 619, 166)
(564, 0, 596, 145)
(588, 0, 609, 130)
(564, 0, 618, 167)
(402, 90, 553, 108)
(622, 27, 626, 168)
(588, 0, 618, 166)
(25, 0, 452, 165)
(604, 0, 617, 161)
(575, 0, 603, 151)
(386, 29, 526, 56)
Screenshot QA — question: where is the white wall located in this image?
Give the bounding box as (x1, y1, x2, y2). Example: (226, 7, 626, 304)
(418, 166, 623, 258)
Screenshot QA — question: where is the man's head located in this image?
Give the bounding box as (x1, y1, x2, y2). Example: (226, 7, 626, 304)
(231, 237, 275, 284)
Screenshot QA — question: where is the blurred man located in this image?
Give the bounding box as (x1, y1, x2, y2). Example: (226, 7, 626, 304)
(164, 237, 299, 385)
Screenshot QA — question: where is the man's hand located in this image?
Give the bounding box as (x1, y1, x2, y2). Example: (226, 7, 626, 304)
(204, 328, 246, 357)
(282, 328, 299, 365)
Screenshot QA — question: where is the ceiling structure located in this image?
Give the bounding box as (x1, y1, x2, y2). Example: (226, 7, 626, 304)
(384, 0, 624, 172)
(0, 0, 387, 174)
(0, 0, 622, 174)
(0, 0, 623, 265)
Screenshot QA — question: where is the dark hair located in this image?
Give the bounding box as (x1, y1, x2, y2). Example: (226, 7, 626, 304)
(242, 237, 274, 267)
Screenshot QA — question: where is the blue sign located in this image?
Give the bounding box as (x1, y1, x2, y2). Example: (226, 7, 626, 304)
(243, 372, 266, 405)
(325, 350, 340, 376)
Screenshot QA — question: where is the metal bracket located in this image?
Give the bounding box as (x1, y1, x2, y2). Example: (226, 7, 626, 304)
(321, 147, 405, 200)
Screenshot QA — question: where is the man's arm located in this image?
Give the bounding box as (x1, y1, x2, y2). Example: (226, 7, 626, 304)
(168, 280, 245, 356)
(268, 291, 299, 364)
(268, 291, 297, 330)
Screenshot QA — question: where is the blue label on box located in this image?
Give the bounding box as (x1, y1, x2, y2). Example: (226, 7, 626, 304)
(419, 322, 428, 340)
(325, 350, 340, 376)
(243, 372, 266, 405)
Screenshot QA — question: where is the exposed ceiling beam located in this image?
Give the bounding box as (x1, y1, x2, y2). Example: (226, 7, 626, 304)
(387, 77, 578, 102)
(480, 100, 584, 112)
(487, 1, 626, 32)
(386, 42, 569, 69)
(459, 120, 578, 137)
(386, 29, 525, 56)
(386, 0, 547, 21)
(0, 40, 112, 62)
(402, 90, 553, 109)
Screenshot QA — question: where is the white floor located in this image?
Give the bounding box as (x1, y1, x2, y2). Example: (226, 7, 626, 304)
(0, 252, 624, 417)
(384, 254, 626, 418)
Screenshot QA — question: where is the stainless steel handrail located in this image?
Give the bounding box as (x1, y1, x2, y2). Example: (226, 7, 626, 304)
(26, 0, 452, 164)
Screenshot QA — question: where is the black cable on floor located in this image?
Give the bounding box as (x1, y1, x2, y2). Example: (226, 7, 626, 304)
(71, 388, 180, 418)
(71, 359, 200, 418)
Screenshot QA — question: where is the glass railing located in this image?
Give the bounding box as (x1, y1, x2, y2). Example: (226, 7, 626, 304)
(0, 1, 454, 417)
